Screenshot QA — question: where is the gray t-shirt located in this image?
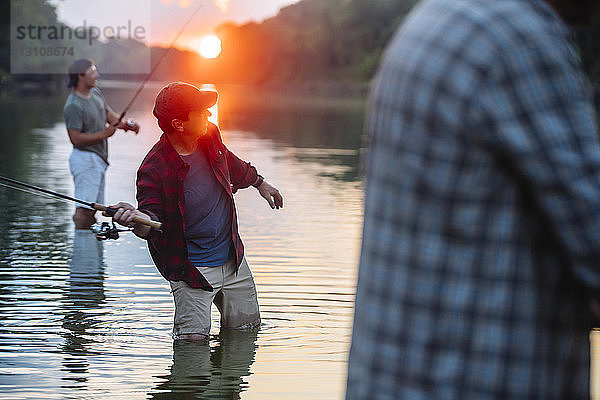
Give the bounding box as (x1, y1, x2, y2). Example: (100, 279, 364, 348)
(63, 87, 112, 164)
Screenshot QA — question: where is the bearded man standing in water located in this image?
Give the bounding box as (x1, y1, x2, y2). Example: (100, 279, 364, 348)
(109, 82, 283, 341)
(347, 0, 600, 399)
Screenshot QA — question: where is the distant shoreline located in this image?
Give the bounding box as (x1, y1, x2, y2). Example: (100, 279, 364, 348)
(99, 79, 370, 100)
(3, 76, 370, 103)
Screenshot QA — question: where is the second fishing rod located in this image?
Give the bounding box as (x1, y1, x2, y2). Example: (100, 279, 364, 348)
(112, 3, 204, 125)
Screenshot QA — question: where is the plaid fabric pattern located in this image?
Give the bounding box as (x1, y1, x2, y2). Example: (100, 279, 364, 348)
(347, 0, 600, 399)
(137, 122, 258, 290)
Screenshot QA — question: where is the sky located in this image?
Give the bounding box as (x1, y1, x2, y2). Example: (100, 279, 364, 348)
(50, 0, 300, 52)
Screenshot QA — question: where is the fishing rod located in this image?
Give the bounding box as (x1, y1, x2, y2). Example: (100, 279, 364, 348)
(0, 175, 162, 238)
(115, 2, 204, 124)
(1, 7, 203, 235)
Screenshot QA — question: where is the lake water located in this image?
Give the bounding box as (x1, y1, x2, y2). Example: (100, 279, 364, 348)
(0, 84, 364, 399)
(0, 84, 597, 399)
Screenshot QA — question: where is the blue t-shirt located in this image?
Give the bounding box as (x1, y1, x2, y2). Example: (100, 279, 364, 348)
(181, 146, 233, 267)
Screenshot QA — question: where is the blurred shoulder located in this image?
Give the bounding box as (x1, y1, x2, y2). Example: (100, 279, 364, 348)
(396, 0, 567, 54)
(382, 0, 573, 87)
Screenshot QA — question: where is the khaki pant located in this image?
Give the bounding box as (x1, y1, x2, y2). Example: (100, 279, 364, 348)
(169, 257, 260, 337)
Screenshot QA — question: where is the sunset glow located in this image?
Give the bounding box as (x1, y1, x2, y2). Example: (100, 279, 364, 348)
(215, 0, 229, 12)
(160, 0, 194, 7)
(192, 35, 222, 59)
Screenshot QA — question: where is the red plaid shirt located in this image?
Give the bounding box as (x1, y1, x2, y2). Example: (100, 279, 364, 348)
(136, 122, 259, 290)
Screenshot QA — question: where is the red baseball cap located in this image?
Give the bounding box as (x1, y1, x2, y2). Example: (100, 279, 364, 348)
(152, 82, 218, 132)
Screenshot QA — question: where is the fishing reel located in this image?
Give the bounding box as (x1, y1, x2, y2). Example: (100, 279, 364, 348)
(90, 220, 133, 241)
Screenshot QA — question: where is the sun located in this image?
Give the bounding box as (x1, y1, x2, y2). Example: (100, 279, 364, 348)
(191, 35, 222, 59)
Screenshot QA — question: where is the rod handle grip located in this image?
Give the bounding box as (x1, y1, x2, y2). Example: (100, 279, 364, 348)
(92, 203, 163, 230)
(133, 216, 162, 230)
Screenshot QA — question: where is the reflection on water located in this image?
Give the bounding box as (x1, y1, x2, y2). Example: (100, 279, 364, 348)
(150, 330, 258, 399)
(0, 86, 363, 399)
(218, 86, 365, 183)
(61, 229, 105, 388)
(100, 83, 365, 183)
(0, 86, 597, 399)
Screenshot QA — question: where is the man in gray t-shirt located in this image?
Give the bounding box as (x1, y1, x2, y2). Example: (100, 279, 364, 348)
(63, 58, 140, 228)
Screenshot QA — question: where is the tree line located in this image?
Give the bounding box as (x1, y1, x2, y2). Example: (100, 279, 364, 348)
(0, 0, 599, 91)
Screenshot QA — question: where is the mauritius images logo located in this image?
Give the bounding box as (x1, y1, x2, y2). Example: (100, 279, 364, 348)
(11, 0, 151, 74)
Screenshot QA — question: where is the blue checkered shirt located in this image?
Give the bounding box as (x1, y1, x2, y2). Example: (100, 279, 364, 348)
(347, 0, 600, 399)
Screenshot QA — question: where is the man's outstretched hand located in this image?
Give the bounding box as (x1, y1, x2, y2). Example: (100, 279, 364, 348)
(257, 181, 283, 209)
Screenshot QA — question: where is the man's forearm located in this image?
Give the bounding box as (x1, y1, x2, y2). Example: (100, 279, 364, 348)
(68, 127, 114, 147)
(252, 174, 264, 188)
(106, 110, 121, 126)
(133, 223, 152, 239)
